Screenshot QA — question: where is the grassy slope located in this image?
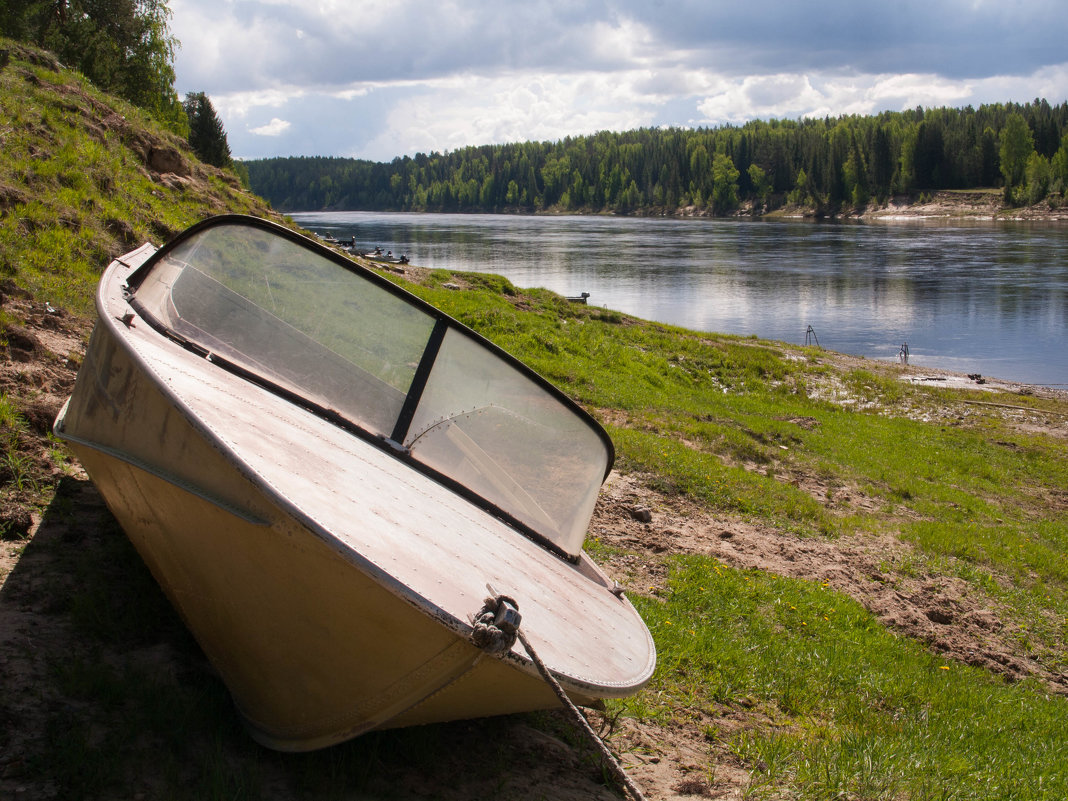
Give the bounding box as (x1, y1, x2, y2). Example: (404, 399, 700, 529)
(0, 41, 276, 316)
(1, 37, 1067, 800)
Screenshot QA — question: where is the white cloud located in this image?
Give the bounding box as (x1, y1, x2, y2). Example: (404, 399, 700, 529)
(250, 118, 292, 136)
(213, 88, 303, 119)
(168, 0, 1068, 161)
(360, 71, 663, 160)
(693, 66, 1067, 127)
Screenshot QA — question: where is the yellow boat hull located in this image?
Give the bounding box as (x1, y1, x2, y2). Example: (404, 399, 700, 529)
(56, 240, 655, 751)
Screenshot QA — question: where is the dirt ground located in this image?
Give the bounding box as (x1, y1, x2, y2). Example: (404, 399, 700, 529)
(1, 281, 1066, 800)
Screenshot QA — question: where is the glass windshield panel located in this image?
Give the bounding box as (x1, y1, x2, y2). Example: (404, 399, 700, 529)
(132, 223, 433, 434)
(403, 330, 609, 556)
(130, 219, 609, 557)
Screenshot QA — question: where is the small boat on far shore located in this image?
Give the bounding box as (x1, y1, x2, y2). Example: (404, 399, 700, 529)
(54, 214, 655, 751)
(361, 246, 410, 265)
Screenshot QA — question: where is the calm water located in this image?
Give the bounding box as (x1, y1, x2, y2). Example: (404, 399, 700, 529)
(292, 211, 1068, 387)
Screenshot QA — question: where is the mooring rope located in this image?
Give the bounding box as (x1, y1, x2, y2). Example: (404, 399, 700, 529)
(471, 591, 648, 801)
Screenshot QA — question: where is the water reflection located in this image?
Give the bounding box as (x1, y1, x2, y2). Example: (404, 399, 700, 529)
(293, 212, 1068, 387)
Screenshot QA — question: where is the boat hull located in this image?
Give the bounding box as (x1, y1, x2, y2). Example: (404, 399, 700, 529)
(69, 438, 572, 750)
(56, 237, 655, 751)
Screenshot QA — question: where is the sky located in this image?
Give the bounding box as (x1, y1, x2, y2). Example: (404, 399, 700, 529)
(169, 0, 1068, 163)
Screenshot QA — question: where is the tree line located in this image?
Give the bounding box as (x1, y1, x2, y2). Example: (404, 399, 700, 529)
(245, 101, 1068, 215)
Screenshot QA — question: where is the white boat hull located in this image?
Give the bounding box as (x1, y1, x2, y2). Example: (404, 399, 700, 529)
(56, 236, 655, 751)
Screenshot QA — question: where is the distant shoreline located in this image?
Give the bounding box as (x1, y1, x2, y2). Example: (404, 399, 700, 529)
(850, 190, 1068, 222)
(728, 190, 1067, 222)
(287, 191, 1068, 222)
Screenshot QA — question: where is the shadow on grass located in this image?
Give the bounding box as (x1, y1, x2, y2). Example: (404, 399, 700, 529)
(0, 477, 613, 801)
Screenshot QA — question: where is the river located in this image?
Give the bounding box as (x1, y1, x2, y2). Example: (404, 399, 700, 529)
(291, 211, 1068, 388)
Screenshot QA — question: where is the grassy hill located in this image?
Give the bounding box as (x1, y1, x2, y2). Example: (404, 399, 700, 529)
(0, 41, 277, 315)
(2, 36, 1068, 801)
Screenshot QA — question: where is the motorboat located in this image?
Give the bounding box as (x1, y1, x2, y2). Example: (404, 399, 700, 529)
(362, 247, 409, 265)
(54, 215, 655, 751)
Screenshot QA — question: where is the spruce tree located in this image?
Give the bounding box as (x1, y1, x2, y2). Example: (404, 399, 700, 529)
(184, 92, 232, 168)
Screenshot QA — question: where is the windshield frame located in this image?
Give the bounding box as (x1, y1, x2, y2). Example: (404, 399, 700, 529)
(123, 214, 615, 562)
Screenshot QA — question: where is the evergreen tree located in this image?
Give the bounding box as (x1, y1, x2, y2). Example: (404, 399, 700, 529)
(980, 127, 999, 187)
(242, 101, 1067, 213)
(869, 126, 894, 201)
(913, 121, 945, 189)
(184, 92, 232, 168)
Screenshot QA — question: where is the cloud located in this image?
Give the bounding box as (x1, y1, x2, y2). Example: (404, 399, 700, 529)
(249, 118, 291, 136)
(172, 0, 634, 93)
(692, 66, 1065, 128)
(624, 0, 1068, 79)
(168, 0, 1068, 161)
(360, 71, 660, 160)
(173, 0, 1068, 91)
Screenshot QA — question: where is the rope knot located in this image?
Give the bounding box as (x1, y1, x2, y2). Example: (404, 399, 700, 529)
(470, 592, 521, 654)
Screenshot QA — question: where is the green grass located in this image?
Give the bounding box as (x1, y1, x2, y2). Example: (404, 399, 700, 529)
(403, 267, 1068, 797)
(15, 250, 1059, 798)
(414, 274, 1067, 529)
(411, 267, 1068, 568)
(0, 393, 39, 506)
(0, 39, 271, 315)
(610, 424, 832, 530)
(620, 556, 1068, 800)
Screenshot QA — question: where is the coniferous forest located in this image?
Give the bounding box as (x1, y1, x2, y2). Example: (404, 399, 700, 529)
(245, 101, 1068, 215)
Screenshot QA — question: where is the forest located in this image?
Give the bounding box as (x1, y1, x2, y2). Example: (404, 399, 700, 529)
(245, 101, 1068, 216)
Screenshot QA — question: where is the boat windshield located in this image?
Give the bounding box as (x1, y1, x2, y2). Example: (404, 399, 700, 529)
(127, 218, 610, 558)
